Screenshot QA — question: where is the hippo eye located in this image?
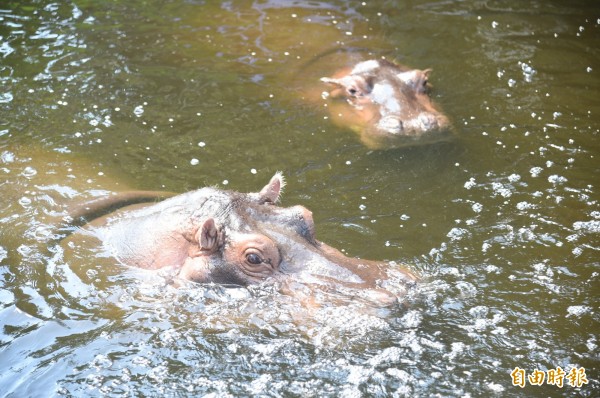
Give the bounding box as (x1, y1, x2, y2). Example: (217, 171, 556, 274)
(246, 252, 263, 265)
(348, 87, 358, 96)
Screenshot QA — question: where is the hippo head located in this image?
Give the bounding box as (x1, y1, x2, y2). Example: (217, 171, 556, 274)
(94, 174, 416, 299)
(320, 59, 451, 148)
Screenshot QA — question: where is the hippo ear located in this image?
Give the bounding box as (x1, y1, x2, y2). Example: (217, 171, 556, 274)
(196, 218, 221, 253)
(320, 76, 342, 86)
(257, 172, 285, 204)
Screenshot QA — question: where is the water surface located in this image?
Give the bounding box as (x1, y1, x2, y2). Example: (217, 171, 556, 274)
(0, 1, 598, 397)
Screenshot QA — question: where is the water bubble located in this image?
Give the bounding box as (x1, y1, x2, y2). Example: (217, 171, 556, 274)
(133, 105, 144, 117)
(573, 220, 600, 233)
(1, 151, 15, 163)
(464, 178, 476, 189)
(447, 227, 470, 241)
(548, 175, 567, 185)
(0, 92, 14, 103)
(519, 61, 536, 82)
(21, 166, 37, 177)
(485, 264, 500, 273)
(586, 336, 597, 352)
(190, 158, 199, 166)
(566, 305, 592, 317)
(17, 245, 32, 256)
(488, 382, 505, 393)
(92, 354, 113, 369)
(456, 281, 477, 298)
(518, 227, 536, 242)
(516, 201, 534, 211)
(492, 182, 511, 198)
(18, 196, 32, 207)
(86, 269, 98, 279)
(368, 346, 404, 367)
(507, 174, 521, 182)
(529, 167, 543, 177)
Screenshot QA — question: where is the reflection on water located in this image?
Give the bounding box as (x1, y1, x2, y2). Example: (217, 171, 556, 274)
(1, 0, 598, 396)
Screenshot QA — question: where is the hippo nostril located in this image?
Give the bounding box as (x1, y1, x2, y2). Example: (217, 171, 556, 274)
(377, 116, 404, 134)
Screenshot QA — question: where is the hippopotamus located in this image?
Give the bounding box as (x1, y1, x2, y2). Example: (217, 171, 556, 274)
(320, 59, 452, 149)
(67, 174, 416, 303)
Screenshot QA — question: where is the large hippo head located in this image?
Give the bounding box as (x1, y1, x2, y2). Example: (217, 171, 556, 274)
(320, 59, 452, 149)
(82, 174, 416, 300)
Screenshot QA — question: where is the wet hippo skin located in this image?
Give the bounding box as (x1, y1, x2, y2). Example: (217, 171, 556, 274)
(68, 174, 416, 303)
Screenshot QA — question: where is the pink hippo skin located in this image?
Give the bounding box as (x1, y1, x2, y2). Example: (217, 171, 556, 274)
(70, 174, 417, 304)
(320, 59, 452, 149)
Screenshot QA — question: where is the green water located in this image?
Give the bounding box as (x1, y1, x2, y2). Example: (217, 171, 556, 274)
(0, 1, 598, 396)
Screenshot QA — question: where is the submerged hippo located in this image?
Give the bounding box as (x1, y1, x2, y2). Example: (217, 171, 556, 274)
(68, 174, 416, 303)
(320, 59, 452, 149)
